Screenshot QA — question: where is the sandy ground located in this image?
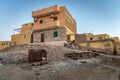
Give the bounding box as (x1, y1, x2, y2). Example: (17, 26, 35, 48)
(0, 44, 120, 80)
(0, 57, 120, 80)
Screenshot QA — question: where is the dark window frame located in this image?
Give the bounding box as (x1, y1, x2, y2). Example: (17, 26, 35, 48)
(98, 36, 102, 40)
(53, 31, 58, 37)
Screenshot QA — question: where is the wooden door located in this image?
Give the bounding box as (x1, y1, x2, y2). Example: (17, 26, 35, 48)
(67, 35, 70, 42)
(41, 33, 44, 42)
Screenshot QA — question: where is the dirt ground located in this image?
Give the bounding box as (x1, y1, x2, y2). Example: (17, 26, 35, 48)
(0, 44, 120, 80)
(0, 57, 120, 80)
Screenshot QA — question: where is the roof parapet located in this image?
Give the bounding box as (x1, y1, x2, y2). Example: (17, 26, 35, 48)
(32, 5, 60, 18)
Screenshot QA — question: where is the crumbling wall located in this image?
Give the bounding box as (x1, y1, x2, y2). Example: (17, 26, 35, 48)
(28, 43, 71, 61)
(86, 39, 116, 55)
(116, 43, 120, 54)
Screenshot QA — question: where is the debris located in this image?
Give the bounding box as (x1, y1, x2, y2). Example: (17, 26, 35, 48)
(64, 52, 100, 60)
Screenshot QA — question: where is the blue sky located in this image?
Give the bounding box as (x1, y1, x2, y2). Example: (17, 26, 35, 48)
(0, 0, 120, 40)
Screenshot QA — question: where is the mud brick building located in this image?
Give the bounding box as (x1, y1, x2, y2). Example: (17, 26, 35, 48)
(0, 41, 11, 50)
(11, 23, 33, 46)
(32, 5, 76, 43)
(75, 33, 120, 54)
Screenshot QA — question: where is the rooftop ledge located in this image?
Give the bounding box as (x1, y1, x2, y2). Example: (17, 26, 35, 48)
(32, 5, 60, 18)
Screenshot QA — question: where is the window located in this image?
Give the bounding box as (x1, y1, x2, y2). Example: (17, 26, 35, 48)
(90, 38, 93, 40)
(40, 20, 43, 24)
(54, 17, 58, 21)
(98, 36, 102, 40)
(53, 31, 58, 37)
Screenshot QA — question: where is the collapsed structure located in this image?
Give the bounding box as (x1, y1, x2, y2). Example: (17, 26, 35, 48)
(0, 5, 120, 55)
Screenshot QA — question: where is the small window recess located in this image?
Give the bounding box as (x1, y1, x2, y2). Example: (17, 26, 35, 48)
(40, 20, 43, 24)
(54, 17, 58, 21)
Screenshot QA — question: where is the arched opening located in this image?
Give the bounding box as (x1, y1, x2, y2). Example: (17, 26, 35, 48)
(40, 49, 47, 61)
(28, 49, 47, 63)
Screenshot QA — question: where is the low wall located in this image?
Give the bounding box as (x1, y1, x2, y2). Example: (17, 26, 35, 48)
(87, 39, 116, 55)
(28, 43, 70, 61)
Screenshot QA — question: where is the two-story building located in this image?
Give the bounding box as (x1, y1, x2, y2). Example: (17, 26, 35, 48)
(32, 5, 76, 43)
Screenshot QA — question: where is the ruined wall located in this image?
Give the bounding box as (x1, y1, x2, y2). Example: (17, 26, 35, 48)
(75, 34, 87, 43)
(87, 40, 115, 54)
(28, 43, 69, 61)
(33, 27, 67, 43)
(93, 34, 110, 41)
(111, 37, 120, 42)
(75, 33, 110, 44)
(0, 41, 11, 50)
(116, 42, 120, 54)
(79, 43, 87, 47)
(11, 23, 33, 46)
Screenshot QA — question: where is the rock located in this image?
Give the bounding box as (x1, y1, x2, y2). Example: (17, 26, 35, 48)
(0, 57, 2, 61)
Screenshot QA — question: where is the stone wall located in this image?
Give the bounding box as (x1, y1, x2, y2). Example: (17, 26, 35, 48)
(87, 39, 116, 55)
(116, 42, 120, 54)
(75, 34, 87, 43)
(28, 43, 71, 61)
(33, 27, 67, 43)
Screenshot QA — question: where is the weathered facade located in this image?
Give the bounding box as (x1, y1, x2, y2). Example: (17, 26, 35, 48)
(111, 37, 120, 43)
(33, 27, 67, 43)
(75, 33, 120, 54)
(87, 39, 116, 54)
(0, 41, 11, 50)
(75, 33, 93, 43)
(116, 42, 120, 54)
(75, 33, 110, 43)
(93, 34, 110, 41)
(11, 23, 33, 46)
(32, 5, 76, 43)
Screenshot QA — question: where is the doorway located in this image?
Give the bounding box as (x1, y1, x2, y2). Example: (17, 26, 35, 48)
(28, 49, 47, 63)
(41, 33, 45, 42)
(67, 35, 70, 42)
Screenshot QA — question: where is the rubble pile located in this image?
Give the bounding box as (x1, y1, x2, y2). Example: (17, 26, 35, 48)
(0, 52, 28, 65)
(65, 52, 100, 60)
(0, 43, 120, 80)
(0, 44, 28, 53)
(64, 41, 114, 55)
(99, 54, 120, 67)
